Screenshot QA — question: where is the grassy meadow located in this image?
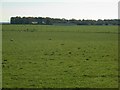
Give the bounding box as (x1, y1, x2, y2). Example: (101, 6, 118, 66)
(2, 25, 118, 88)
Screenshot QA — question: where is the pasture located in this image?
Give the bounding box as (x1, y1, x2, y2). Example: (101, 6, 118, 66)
(2, 25, 118, 88)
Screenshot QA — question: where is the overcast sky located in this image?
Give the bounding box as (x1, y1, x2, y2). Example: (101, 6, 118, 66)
(0, 0, 119, 22)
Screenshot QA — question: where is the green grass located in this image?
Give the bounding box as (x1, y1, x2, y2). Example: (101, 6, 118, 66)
(2, 25, 118, 88)
(0, 26, 2, 88)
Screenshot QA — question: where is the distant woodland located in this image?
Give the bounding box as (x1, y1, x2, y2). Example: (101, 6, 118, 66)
(11, 16, 119, 25)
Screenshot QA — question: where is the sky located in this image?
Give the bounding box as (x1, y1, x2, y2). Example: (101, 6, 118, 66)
(0, 0, 119, 22)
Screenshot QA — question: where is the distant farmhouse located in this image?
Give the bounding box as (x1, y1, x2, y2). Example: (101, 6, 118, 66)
(10, 16, 119, 25)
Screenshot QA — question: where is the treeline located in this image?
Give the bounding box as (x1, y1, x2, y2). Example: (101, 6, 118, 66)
(11, 16, 119, 25)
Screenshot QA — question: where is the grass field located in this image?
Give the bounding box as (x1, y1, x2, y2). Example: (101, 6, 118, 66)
(2, 25, 118, 88)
